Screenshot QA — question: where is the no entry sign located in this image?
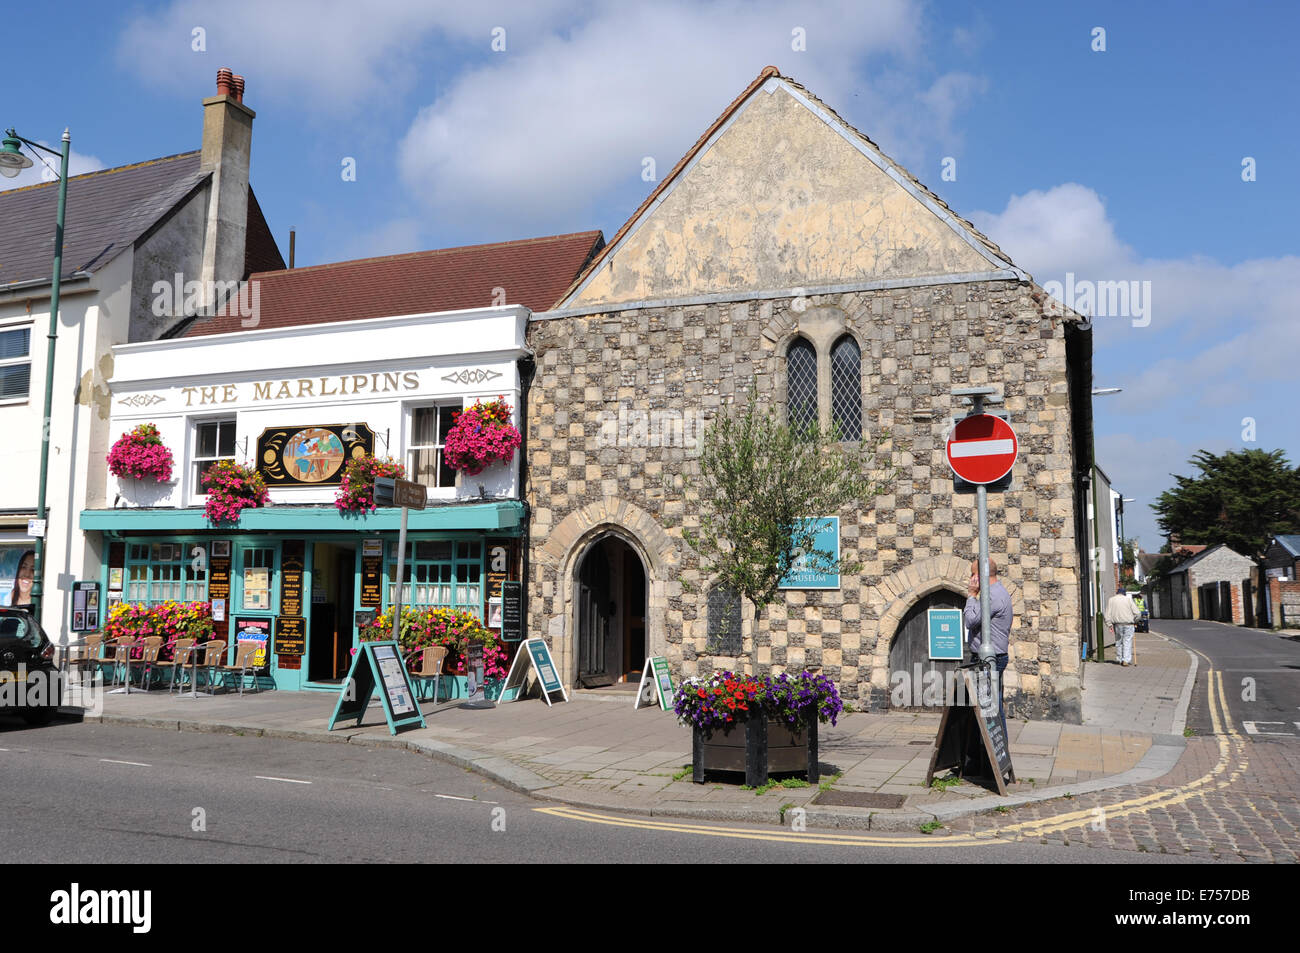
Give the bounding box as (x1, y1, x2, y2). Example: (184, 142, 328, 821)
(946, 414, 1018, 485)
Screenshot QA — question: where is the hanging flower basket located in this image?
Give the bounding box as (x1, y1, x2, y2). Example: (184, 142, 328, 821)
(107, 423, 175, 482)
(442, 397, 521, 476)
(201, 460, 269, 524)
(334, 455, 405, 515)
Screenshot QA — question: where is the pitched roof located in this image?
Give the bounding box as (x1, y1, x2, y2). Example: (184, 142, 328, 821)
(1272, 534, 1300, 558)
(180, 230, 605, 338)
(0, 152, 208, 287)
(0, 150, 283, 288)
(1165, 543, 1247, 574)
(556, 66, 1021, 308)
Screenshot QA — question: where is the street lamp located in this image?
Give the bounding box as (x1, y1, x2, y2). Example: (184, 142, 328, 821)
(1, 127, 71, 626)
(1118, 497, 1136, 583)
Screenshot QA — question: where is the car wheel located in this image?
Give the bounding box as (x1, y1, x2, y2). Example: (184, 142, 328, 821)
(21, 706, 55, 726)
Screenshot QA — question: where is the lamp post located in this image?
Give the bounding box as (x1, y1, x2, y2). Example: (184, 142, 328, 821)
(1118, 497, 1135, 584)
(1, 127, 71, 625)
(1089, 387, 1122, 661)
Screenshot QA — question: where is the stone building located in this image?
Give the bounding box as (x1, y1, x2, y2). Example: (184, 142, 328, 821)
(525, 67, 1091, 720)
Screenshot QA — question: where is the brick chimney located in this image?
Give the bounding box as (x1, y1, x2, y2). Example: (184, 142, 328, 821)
(199, 68, 255, 309)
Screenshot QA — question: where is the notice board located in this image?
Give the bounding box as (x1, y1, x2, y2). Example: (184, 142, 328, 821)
(327, 640, 426, 735)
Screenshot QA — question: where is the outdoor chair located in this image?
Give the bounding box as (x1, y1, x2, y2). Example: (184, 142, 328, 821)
(128, 637, 164, 689)
(152, 638, 195, 693)
(63, 633, 103, 686)
(410, 645, 447, 702)
(217, 640, 263, 695)
(96, 637, 138, 688)
(184, 639, 227, 694)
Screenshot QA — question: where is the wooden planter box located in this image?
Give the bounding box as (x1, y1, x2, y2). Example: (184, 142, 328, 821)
(692, 716, 819, 786)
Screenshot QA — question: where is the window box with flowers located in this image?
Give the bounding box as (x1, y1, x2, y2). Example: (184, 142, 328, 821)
(357, 605, 509, 700)
(674, 670, 842, 785)
(108, 424, 177, 505)
(334, 455, 405, 515)
(201, 460, 269, 524)
(442, 397, 521, 477)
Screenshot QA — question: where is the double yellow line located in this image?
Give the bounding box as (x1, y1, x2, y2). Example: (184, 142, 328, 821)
(536, 659, 1247, 848)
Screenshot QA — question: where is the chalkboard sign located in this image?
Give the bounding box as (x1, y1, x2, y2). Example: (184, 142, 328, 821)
(501, 581, 523, 642)
(496, 637, 569, 707)
(327, 640, 426, 735)
(359, 540, 383, 607)
(634, 656, 675, 711)
(274, 616, 306, 656)
(924, 664, 1015, 795)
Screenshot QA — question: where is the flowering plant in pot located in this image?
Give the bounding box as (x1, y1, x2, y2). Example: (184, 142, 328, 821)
(358, 606, 510, 680)
(674, 669, 841, 786)
(335, 454, 405, 514)
(106, 423, 174, 482)
(442, 397, 521, 476)
(201, 460, 269, 524)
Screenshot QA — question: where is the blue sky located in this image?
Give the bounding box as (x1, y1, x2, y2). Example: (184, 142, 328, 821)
(5, 0, 1297, 552)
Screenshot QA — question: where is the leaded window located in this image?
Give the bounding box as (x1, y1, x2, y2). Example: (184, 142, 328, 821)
(830, 334, 862, 440)
(125, 543, 207, 604)
(388, 539, 483, 616)
(706, 583, 743, 655)
(786, 337, 817, 431)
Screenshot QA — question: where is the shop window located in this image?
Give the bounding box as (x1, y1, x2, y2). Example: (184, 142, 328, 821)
(705, 583, 743, 655)
(387, 539, 482, 615)
(124, 543, 207, 604)
(786, 337, 817, 431)
(409, 405, 459, 489)
(193, 419, 236, 490)
(830, 334, 862, 441)
(241, 547, 274, 611)
(0, 327, 31, 400)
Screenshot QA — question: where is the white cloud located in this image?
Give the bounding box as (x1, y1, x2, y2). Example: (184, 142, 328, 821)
(114, 0, 589, 111)
(972, 183, 1300, 414)
(395, 0, 988, 229)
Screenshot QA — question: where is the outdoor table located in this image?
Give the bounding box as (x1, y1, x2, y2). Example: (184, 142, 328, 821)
(106, 639, 143, 695)
(178, 643, 213, 699)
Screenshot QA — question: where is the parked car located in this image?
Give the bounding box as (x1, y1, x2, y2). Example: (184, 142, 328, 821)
(0, 607, 61, 725)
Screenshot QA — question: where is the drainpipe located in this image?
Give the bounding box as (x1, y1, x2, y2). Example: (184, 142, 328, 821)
(518, 353, 536, 658)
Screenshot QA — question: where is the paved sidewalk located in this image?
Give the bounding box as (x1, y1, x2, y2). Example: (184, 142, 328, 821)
(74, 632, 1195, 831)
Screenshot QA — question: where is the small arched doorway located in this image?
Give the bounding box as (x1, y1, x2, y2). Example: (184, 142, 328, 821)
(575, 535, 647, 687)
(887, 589, 966, 711)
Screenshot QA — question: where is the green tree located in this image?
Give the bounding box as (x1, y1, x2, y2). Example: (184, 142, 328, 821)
(684, 390, 895, 671)
(1152, 448, 1300, 558)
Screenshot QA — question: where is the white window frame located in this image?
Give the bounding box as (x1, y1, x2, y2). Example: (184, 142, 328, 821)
(191, 417, 238, 503)
(407, 402, 462, 496)
(0, 324, 33, 405)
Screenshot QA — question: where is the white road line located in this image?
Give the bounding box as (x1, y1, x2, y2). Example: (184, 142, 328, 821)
(949, 438, 1014, 457)
(255, 775, 312, 784)
(434, 793, 485, 803)
(100, 758, 151, 767)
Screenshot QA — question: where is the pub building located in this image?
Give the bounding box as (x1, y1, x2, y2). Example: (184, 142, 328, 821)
(78, 233, 603, 690)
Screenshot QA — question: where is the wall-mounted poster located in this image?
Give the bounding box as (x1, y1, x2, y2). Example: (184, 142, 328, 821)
(243, 568, 270, 610)
(256, 424, 374, 487)
(233, 617, 272, 672)
(778, 517, 841, 590)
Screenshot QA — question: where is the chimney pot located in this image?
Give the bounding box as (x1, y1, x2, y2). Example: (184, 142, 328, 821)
(231, 75, 245, 103)
(216, 68, 234, 97)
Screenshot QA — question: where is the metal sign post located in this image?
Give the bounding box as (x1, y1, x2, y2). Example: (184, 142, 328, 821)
(374, 477, 427, 648)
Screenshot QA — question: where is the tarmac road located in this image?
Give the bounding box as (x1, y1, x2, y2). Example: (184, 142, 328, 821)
(0, 719, 1201, 865)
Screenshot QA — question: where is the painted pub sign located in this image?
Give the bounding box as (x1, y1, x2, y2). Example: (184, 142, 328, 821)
(256, 424, 375, 486)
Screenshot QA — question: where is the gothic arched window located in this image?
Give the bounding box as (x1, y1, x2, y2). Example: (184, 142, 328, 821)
(786, 337, 818, 431)
(830, 334, 862, 440)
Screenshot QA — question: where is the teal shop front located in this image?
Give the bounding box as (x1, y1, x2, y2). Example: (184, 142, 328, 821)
(79, 503, 524, 691)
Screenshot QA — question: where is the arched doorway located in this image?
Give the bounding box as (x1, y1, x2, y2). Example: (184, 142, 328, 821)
(887, 588, 966, 711)
(575, 535, 647, 687)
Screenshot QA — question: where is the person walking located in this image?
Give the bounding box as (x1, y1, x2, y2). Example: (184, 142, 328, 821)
(1104, 583, 1141, 666)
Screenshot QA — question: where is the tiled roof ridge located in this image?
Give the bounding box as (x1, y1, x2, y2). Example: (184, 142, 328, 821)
(0, 150, 201, 197)
(251, 229, 605, 280)
(557, 65, 1023, 307)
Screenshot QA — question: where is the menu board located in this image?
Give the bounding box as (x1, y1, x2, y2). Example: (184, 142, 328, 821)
(274, 616, 306, 656)
(372, 643, 417, 716)
(233, 617, 272, 672)
(209, 547, 232, 604)
(280, 540, 305, 617)
(327, 640, 426, 736)
(359, 539, 383, 607)
(501, 581, 523, 642)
